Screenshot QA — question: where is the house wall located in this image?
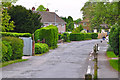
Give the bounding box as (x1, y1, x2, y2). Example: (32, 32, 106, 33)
(43, 23, 66, 33)
(80, 22, 90, 31)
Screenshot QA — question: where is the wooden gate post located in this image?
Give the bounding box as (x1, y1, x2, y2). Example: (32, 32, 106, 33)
(32, 34, 35, 56)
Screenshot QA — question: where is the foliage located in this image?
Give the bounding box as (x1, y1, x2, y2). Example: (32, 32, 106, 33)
(109, 60, 119, 72)
(1, 59, 28, 68)
(62, 32, 70, 42)
(7, 5, 42, 33)
(2, 41, 13, 62)
(91, 33, 98, 39)
(72, 25, 83, 33)
(61, 16, 74, 31)
(81, 1, 119, 30)
(58, 34, 62, 40)
(109, 24, 119, 55)
(2, 9, 15, 32)
(2, 37, 24, 60)
(74, 18, 81, 24)
(106, 51, 118, 58)
(36, 5, 46, 11)
(34, 25, 58, 49)
(1, 32, 31, 37)
(70, 33, 97, 41)
(81, 30, 87, 33)
(35, 43, 49, 54)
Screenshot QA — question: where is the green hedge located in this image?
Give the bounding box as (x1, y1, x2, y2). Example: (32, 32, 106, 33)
(35, 43, 49, 54)
(62, 32, 70, 42)
(34, 25, 58, 49)
(2, 37, 24, 60)
(58, 34, 62, 40)
(70, 33, 97, 41)
(1, 32, 32, 37)
(109, 24, 119, 55)
(91, 33, 98, 39)
(2, 41, 13, 62)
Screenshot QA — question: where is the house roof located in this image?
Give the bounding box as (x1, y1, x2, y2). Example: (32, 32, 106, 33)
(34, 11, 66, 24)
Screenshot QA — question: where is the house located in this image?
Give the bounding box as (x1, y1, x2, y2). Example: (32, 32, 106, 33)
(79, 18, 91, 32)
(32, 7, 66, 34)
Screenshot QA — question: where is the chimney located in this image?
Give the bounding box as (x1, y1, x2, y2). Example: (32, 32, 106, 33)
(46, 8, 49, 12)
(32, 7, 35, 11)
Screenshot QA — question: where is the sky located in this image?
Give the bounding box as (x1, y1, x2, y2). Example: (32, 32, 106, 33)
(14, 0, 89, 20)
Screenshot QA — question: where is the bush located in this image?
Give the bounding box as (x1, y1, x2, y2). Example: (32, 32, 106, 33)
(109, 24, 119, 55)
(1, 42, 8, 62)
(91, 33, 98, 39)
(34, 25, 58, 49)
(58, 34, 62, 40)
(62, 32, 70, 42)
(35, 43, 49, 54)
(70, 33, 98, 41)
(1, 32, 32, 37)
(2, 41, 13, 62)
(2, 37, 24, 60)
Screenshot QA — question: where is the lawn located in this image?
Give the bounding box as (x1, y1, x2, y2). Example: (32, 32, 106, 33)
(109, 59, 120, 72)
(106, 51, 118, 58)
(0, 59, 28, 68)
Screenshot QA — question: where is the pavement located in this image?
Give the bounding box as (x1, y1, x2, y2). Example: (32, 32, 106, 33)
(97, 40, 118, 79)
(1, 39, 100, 78)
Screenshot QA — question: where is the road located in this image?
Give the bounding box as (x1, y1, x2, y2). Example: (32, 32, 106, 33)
(1, 40, 101, 78)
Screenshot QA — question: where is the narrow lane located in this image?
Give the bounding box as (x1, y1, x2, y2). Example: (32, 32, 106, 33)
(1, 39, 101, 78)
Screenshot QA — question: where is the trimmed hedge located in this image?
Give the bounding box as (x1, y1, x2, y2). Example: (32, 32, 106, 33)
(1, 32, 32, 37)
(62, 32, 70, 42)
(35, 43, 49, 54)
(34, 25, 58, 49)
(2, 41, 13, 62)
(2, 37, 24, 60)
(70, 33, 98, 41)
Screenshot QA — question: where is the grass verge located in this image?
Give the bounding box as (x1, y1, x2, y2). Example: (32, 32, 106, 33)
(109, 59, 120, 72)
(0, 59, 28, 68)
(106, 51, 118, 58)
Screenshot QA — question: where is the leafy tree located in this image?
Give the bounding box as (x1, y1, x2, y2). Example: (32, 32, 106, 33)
(81, 1, 119, 31)
(7, 5, 42, 33)
(2, 9, 15, 32)
(36, 5, 46, 11)
(72, 25, 83, 33)
(74, 18, 81, 24)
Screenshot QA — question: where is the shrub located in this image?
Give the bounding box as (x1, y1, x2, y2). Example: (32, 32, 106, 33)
(70, 33, 85, 41)
(91, 33, 98, 39)
(2, 41, 13, 62)
(2, 37, 24, 60)
(1, 32, 32, 37)
(58, 34, 62, 40)
(34, 25, 58, 49)
(1, 42, 8, 62)
(62, 32, 70, 42)
(109, 24, 119, 55)
(35, 43, 49, 54)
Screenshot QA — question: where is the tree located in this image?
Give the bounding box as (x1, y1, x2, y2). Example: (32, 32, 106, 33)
(81, 1, 119, 31)
(74, 18, 81, 24)
(2, 9, 15, 32)
(8, 5, 42, 33)
(72, 25, 83, 33)
(36, 5, 46, 11)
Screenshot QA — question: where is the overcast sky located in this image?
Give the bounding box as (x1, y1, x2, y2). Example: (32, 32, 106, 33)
(14, 0, 89, 20)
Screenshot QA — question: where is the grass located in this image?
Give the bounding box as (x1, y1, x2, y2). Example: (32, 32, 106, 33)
(109, 59, 120, 72)
(35, 52, 47, 56)
(0, 59, 28, 68)
(106, 51, 118, 58)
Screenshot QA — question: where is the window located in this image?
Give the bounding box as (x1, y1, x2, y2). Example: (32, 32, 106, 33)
(62, 24, 64, 28)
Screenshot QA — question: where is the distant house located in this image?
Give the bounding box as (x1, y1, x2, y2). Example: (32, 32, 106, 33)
(32, 8, 66, 34)
(79, 18, 90, 32)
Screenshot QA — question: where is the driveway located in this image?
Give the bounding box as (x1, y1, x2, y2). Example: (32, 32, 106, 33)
(1, 39, 101, 78)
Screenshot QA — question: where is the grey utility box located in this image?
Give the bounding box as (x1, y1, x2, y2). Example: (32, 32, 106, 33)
(19, 37, 32, 56)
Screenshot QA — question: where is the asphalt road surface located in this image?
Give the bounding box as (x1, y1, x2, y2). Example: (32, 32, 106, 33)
(1, 39, 102, 78)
